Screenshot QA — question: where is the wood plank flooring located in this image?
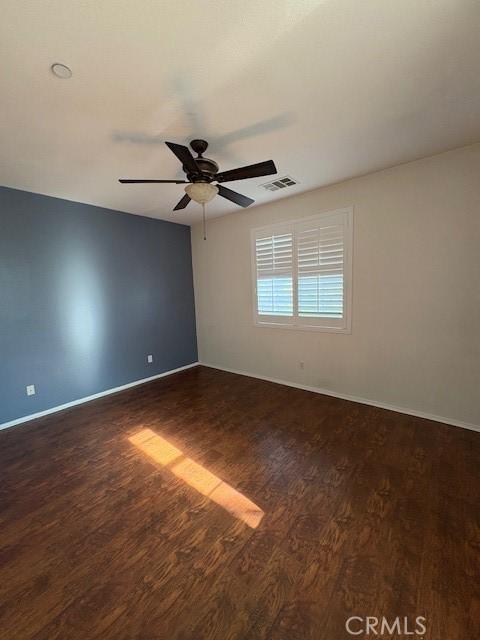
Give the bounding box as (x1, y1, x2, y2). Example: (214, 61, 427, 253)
(0, 365, 478, 639)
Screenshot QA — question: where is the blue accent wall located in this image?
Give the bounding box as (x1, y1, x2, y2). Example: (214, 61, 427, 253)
(0, 186, 197, 424)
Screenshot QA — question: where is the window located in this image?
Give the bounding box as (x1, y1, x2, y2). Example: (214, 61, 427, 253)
(252, 208, 353, 332)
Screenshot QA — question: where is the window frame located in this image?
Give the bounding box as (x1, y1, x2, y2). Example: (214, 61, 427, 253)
(251, 207, 353, 334)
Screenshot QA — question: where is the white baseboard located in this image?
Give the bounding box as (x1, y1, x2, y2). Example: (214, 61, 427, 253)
(3, 360, 478, 435)
(199, 362, 480, 433)
(0, 362, 200, 431)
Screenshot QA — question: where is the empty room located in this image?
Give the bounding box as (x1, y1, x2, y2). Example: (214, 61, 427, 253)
(1, 1, 479, 638)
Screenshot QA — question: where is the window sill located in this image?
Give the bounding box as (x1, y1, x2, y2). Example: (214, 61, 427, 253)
(254, 320, 351, 334)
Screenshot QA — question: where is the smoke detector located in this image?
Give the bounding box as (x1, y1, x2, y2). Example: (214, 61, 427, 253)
(51, 63, 72, 79)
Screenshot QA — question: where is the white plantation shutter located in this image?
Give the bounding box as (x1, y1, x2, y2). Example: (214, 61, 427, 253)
(297, 214, 345, 318)
(255, 229, 293, 317)
(252, 208, 352, 331)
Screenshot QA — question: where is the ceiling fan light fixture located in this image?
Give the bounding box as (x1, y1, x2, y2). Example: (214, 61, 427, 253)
(185, 182, 218, 204)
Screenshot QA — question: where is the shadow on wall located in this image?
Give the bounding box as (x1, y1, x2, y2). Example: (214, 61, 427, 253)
(57, 244, 106, 389)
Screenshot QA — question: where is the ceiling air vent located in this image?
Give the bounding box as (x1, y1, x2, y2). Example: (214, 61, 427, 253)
(261, 176, 298, 192)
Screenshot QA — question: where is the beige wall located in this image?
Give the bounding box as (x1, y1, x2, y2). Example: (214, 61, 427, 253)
(191, 144, 480, 428)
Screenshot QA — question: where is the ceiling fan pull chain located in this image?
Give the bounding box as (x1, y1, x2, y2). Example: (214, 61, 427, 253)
(202, 203, 207, 240)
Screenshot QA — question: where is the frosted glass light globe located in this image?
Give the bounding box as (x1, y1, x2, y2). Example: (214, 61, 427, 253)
(185, 182, 218, 204)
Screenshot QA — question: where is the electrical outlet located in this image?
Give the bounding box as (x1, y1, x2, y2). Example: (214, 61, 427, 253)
(147, 354, 153, 364)
(299, 361, 305, 370)
(26, 384, 36, 396)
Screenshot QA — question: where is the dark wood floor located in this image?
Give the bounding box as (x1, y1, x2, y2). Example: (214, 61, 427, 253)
(0, 366, 478, 639)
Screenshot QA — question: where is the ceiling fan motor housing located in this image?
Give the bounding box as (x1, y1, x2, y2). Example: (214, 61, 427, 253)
(187, 139, 219, 181)
(190, 157, 219, 181)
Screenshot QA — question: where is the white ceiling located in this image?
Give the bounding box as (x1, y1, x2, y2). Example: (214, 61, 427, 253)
(1, 0, 480, 225)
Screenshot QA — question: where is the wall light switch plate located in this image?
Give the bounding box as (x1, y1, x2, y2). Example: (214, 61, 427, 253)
(147, 355, 153, 364)
(26, 384, 36, 396)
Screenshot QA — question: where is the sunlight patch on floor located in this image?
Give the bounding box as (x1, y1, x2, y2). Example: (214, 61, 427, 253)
(128, 428, 264, 529)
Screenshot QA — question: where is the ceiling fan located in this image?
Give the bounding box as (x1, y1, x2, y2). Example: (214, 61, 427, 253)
(119, 139, 277, 212)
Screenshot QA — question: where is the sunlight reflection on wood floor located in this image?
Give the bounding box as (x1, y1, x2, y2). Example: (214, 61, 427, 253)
(129, 428, 264, 529)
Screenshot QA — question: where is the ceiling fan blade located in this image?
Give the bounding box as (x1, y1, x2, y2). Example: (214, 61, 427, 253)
(119, 179, 188, 183)
(215, 160, 277, 183)
(165, 141, 198, 175)
(173, 193, 191, 211)
(218, 185, 254, 208)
